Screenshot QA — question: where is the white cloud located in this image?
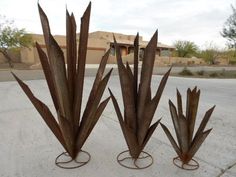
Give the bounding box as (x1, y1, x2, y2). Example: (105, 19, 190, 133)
(0, 0, 234, 48)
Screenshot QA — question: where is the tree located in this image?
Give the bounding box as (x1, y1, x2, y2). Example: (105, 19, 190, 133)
(221, 5, 236, 54)
(0, 16, 32, 67)
(173, 40, 198, 58)
(199, 42, 220, 64)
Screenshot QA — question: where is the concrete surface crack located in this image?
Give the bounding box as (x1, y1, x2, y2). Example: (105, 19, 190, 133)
(216, 161, 236, 177)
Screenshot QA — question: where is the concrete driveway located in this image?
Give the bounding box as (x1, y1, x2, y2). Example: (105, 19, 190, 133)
(0, 75, 235, 177)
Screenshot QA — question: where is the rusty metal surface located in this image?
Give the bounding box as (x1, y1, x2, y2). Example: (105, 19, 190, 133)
(55, 150, 91, 169)
(109, 31, 171, 161)
(116, 150, 153, 169)
(161, 87, 215, 170)
(173, 156, 199, 170)
(12, 2, 111, 167)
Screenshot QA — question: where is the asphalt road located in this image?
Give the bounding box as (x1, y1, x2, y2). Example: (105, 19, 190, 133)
(1, 65, 236, 81)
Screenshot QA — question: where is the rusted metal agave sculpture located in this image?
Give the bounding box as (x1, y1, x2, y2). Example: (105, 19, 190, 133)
(109, 31, 171, 169)
(161, 87, 215, 170)
(12, 2, 112, 169)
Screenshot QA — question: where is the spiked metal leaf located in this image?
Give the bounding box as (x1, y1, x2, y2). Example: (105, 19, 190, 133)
(161, 87, 215, 165)
(12, 2, 111, 160)
(109, 31, 171, 159)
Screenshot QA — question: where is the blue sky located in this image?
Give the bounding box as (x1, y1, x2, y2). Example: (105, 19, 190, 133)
(0, 0, 235, 49)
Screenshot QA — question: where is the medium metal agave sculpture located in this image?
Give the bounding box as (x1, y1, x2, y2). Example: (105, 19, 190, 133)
(12, 2, 112, 169)
(109, 31, 171, 169)
(161, 87, 215, 170)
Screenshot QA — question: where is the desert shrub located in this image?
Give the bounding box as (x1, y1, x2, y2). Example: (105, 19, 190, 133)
(209, 72, 218, 77)
(229, 60, 236, 65)
(220, 69, 226, 76)
(197, 70, 205, 76)
(179, 67, 193, 76)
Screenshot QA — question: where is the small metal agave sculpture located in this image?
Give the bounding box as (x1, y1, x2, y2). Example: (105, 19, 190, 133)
(12, 2, 112, 169)
(161, 87, 215, 170)
(109, 31, 171, 169)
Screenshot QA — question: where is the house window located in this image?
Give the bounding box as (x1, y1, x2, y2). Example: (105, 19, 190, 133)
(110, 47, 115, 56)
(128, 47, 134, 54)
(139, 48, 144, 60)
(161, 49, 170, 57)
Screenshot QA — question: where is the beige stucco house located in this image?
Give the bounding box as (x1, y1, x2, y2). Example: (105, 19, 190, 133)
(20, 31, 175, 65)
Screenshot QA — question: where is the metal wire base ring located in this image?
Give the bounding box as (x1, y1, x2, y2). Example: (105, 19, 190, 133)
(55, 150, 91, 169)
(116, 150, 153, 169)
(173, 156, 199, 170)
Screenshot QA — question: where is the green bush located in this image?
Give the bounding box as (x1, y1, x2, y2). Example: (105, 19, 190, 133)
(197, 70, 205, 76)
(220, 69, 226, 76)
(229, 60, 236, 65)
(179, 67, 193, 76)
(209, 72, 218, 77)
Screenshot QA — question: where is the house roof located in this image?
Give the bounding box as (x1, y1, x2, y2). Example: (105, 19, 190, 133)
(107, 38, 175, 49)
(89, 31, 175, 49)
(140, 41, 175, 49)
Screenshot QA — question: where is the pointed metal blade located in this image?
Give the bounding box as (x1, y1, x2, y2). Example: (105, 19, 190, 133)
(176, 89, 183, 116)
(82, 49, 110, 123)
(12, 73, 67, 152)
(66, 11, 77, 102)
(133, 33, 139, 108)
(169, 100, 181, 148)
(35, 42, 59, 110)
(187, 88, 200, 144)
(76, 68, 112, 150)
(193, 106, 215, 144)
(73, 2, 91, 125)
(141, 119, 161, 149)
(38, 4, 72, 123)
(188, 129, 212, 161)
(161, 123, 181, 157)
(113, 36, 137, 132)
(137, 31, 158, 131)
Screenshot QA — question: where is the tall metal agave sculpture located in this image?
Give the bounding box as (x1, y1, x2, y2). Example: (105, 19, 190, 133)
(109, 31, 171, 169)
(12, 2, 112, 169)
(161, 87, 215, 170)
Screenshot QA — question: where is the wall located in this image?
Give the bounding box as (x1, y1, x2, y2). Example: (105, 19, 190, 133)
(107, 55, 206, 66)
(0, 50, 21, 63)
(21, 34, 109, 66)
(108, 53, 134, 64)
(154, 56, 206, 66)
(89, 31, 143, 42)
(0, 53, 6, 63)
(214, 58, 229, 65)
(2, 33, 218, 67)
(21, 47, 36, 64)
(86, 48, 106, 64)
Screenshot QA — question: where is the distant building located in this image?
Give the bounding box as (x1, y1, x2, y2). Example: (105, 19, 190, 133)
(20, 31, 175, 65)
(89, 31, 175, 57)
